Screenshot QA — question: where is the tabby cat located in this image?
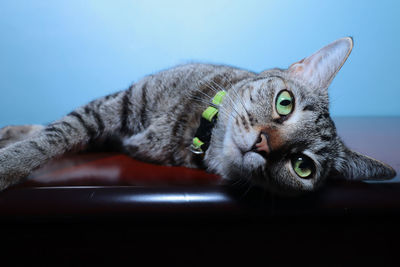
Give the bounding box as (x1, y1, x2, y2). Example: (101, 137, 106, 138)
(0, 37, 396, 194)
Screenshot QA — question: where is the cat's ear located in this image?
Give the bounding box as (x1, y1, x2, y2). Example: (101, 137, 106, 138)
(334, 148, 396, 180)
(287, 37, 353, 90)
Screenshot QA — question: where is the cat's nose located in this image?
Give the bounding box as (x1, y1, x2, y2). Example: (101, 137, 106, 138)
(254, 126, 283, 155)
(254, 132, 270, 155)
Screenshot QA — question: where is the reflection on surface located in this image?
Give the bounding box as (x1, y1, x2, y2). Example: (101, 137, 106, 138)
(124, 192, 229, 203)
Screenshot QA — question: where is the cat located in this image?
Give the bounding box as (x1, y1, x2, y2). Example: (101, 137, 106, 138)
(0, 37, 396, 194)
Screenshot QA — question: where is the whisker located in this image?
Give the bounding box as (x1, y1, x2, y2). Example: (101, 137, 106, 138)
(203, 81, 242, 118)
(185, 86, 214, 102)
(208, 80, 248, 119)
(222, 78, 250, 110)
(239, 179, 254, 199)
(194, 85, 239, 119)
(186, 95, 233, 119)
(230, 176, 247, 187)
(221, 80, 251, 118)
(210, 80, 240, 106)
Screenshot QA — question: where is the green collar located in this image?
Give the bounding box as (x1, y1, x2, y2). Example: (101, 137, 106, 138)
(190, 90, 226, 154)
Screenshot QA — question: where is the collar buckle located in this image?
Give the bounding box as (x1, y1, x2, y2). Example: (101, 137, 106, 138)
(190, 137, 205, 154)
(190, 144, 204, 155)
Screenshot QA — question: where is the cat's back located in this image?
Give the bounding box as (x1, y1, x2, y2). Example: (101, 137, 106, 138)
(156, 62, 253, 80)
(146, 63, 254, 89)
(136, 63, 255, 108)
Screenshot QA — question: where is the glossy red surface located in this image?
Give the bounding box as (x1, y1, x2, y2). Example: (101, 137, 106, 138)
(25, 153, 220, 187)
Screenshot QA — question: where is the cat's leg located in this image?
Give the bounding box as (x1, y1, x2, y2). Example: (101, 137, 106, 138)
(0, 125, 44, 149)
(122, 121, 194, 168)
(122, 127, 168, 164)
(0, 84, 144, 191)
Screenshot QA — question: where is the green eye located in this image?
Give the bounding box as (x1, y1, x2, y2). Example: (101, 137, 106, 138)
(276, 90, 294, 116)
(291, 155, 314, 179)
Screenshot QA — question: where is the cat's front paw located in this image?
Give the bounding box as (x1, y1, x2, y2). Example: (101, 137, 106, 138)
(0, 125, 44, 149)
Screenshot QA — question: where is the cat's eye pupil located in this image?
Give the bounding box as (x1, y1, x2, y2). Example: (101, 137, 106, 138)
(298, 162, 308, 169)
(291, 155, 314, 179)
(276, 90, 294, 116)
(280, 99, 291, 106)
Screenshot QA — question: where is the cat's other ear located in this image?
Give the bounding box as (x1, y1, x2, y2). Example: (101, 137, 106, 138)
(334, 148, 396, 181)
(287, 37, 353, 90)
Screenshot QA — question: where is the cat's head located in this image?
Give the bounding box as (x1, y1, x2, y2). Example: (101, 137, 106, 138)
(207, 37, 396, 194)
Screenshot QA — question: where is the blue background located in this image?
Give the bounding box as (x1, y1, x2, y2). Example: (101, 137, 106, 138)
(0, 0, 399, 126)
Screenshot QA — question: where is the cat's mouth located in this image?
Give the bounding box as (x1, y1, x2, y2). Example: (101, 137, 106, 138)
(234, 132, 271, 156)
(235, 133, 270, 170)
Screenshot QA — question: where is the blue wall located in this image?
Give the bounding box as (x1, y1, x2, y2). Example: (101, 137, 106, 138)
(0, 0, 399, 125)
